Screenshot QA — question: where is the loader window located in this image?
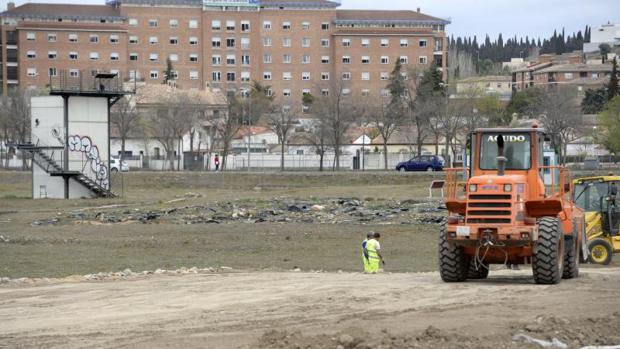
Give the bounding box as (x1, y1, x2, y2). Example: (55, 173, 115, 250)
(480, 133, 531, 170)
(573, 182, 607, 211)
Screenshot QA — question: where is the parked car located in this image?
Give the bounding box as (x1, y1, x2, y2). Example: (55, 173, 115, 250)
(110, 158, 129, 172)
(395, 155, 444, 172)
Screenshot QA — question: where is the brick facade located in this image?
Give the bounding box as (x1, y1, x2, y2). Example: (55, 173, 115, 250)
(1, 0, 450, 111)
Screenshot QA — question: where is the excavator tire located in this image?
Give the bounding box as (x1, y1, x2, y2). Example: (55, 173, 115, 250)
(467, 260, 489, 279)
(562, 236, 579, 279)
(533, 217, 564, 285)
(439, 221, 469, 282)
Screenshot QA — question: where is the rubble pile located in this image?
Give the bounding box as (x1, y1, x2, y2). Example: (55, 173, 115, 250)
(31, 197, 447, 227)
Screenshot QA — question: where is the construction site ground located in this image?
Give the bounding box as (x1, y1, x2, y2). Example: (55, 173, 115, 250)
(1, 170, 619, 349)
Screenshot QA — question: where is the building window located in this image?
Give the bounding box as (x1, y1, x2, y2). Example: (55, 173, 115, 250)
(189, 54, 199, 62)
(400, 38, 409, 47)
(169, 19, 178, 28)
(190, 37, 199, 45)
(27, 68, 37, 77)
(69, 52, 78, 60)
(110, 34, 119, 44)
(129, 53, 138, 61)
(321, 72, 329, 80)
(381, 89, 389, 97)
(241, 71, 250, 82)
(302, 55, 310, 64)
(283, 89, 291, 97)
(564, 73, 574, 79)
(70, 69, 79, 77)
(241, 37, 250, 49)
(226, 20, 236, 31)
(150, 70, 159, 79)
(342, 56, 351, 64)
(129, 36, 138, 44)
(592, 73, 599, 79)
(212, 20, 221, 31)
(189, 71, 199, 80)
(361, 89, 369, 97)
(149, 36, 158, 44)
(212, 55, 221, 65)
(48, 33, 57, 42)
(321, 56, 330, 64)
(381, 56, 389, 64)
(212, 38, 221, 48)
(419, 56, 428, 64)
(149, 53, 158, 62)
(321, 89, 329, 97)
(169, 54, 178, 62)
(321, 22, 329, 30)
(170, 37, 178, 45)
(380, 38, 389, 47)
(26, 50, 36, 59)
(212, 71, 221, 81)
(263, 21, 272, 30)
(283, 54, 292, 64)
(263, 37, 272, 47)
(149, 19, 158, 27)
(227, 72, 236, 81)
(263, 72, 272, 80)
(110, 52, 120, 61)
(128, 18, 138, 27)
(89, 52, 99, 60)
(342, 88, 351, 96)
(302, 72, 310, 80)
(361, 72, 370, 81)
(68, 33, 78, 43)
(302, 21, 310, 30)
(342, 72, 351, 80)
(226, 54, 236, 65)
(361, 56, 370, 64)
(321, 38, 330, 47)
(380, 72, 389, 80)
(400, 56, 409, 64)
(241, 21, 250, 32)
(419, 39, 427, 47)
(282, 21, 291, 30)
(265, 89, 273, 97)
(226, 38, 235, 48)
(361, 38, 370, 47)
(342, 38, 351, 47)
(189, 19, 198, 29)
(302, 38, 310, 47)
(263, 54, 272, 63)
(282, 37, 291, 47)
(282, 72, 292, 81)
(241, 55, 250, 65)
(26, 32, 36, 41)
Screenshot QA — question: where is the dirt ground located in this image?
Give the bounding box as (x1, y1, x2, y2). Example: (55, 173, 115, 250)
(1, 268, 619, 349)
(2, 170, 620, 348)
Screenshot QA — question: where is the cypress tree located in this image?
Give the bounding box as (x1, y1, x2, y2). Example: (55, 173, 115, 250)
(609, 58, 619, 101)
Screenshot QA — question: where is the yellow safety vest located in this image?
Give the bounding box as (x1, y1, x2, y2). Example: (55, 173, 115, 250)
(366, 239, 380, 261)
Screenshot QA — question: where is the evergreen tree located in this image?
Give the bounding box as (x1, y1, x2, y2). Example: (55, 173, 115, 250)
(582, 87, 608, 114)
(163, 58, 175, 84)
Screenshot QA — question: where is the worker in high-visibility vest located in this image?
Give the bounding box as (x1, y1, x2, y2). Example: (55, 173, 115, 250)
(362, 232, 374, 272)
(365, 232, 385, 273)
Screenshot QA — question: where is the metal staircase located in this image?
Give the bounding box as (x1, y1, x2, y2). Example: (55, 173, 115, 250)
(19, 141, 115, 198)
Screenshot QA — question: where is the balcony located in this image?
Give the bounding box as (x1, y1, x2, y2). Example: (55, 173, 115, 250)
(49, 70, 134, 98)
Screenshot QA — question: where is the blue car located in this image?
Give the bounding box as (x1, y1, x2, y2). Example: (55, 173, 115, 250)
(396, 155, 444, 172)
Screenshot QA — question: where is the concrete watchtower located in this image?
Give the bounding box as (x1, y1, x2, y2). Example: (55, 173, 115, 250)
(20, 70, 130, 199)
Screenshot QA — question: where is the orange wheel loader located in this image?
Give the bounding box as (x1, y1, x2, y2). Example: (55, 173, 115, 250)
(441, 126, 586, 284)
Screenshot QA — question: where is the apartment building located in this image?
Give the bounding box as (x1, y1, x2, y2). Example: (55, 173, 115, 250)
(0, 0, 450, 111)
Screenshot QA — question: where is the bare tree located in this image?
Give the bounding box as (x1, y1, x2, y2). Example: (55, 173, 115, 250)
(303, 93, 330, 171)
(218, 97, 244, 171)
(3, 88, 42, 169)
(150, 93, 192, 171)
(538, 87, 583, 162)
(405, 68, 430, 157)
(110, 95, 140, 162)
(267, 103, 296, 171)
(312, 81, 359, 170)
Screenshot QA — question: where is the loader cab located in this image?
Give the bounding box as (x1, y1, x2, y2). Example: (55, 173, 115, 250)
(573, 177, 620, 236)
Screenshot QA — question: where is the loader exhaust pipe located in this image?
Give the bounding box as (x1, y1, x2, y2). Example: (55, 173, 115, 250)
(497, 134, 507, 176)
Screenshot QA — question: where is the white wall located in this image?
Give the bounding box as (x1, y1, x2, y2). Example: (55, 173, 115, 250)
(31, 96, 64, 147)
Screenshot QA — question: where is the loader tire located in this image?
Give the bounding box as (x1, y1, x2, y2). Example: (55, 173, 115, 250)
(438, 221, 469, 282)
(467, 260, 489, 279)
(562, 236, 579, 279)
(588, 238, 613, 265)
(532, 217, 564, 285)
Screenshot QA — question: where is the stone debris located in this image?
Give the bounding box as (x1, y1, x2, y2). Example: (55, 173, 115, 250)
(30, 197, 447, 227)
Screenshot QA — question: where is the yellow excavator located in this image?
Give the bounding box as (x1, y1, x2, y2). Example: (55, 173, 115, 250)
(573, 176, 620, 265)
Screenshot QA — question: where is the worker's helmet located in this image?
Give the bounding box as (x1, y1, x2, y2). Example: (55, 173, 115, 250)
(367, 232, 374, 238)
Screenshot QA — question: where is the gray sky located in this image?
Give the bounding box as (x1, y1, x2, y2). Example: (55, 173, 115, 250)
(2, 0, 618, 41)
